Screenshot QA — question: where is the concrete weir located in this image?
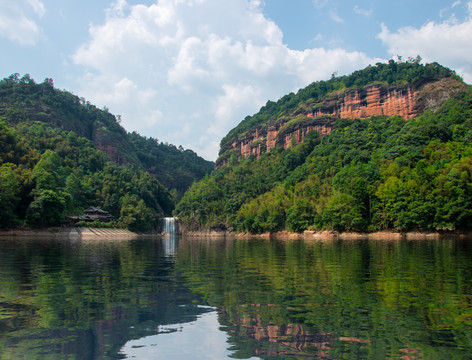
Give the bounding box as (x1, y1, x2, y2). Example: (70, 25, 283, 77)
(78, 228, 138, 239)
(0, 227, 138, 239)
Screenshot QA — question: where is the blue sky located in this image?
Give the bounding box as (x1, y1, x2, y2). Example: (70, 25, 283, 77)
(1, 0, 471, 160)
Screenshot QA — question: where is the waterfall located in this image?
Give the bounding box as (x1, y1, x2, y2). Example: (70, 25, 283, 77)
(162, 217, 176, 236)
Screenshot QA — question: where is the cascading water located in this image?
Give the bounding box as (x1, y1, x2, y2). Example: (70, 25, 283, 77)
(162, 217, 176, 236)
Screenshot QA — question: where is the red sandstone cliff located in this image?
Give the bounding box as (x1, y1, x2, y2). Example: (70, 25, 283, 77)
(216, 78, 465, 168)
(310, 84, 419, 120)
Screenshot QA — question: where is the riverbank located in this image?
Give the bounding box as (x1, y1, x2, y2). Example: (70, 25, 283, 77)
(0, 227, 139, 239)
(9, 227, 465, 241)
(181, 230, 235, 238)
(180, 229, 471, 240)
(235, 230, 472, 240)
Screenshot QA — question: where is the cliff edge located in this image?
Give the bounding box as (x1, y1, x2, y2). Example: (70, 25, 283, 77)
(217, 67, 466, 168)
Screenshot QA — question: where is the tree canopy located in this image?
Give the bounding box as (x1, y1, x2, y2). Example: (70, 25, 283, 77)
(219, 60, 462, 160)
(176, 61, 471, 234)
(0, 75, 213, 231)
(0, 74, 214, 198)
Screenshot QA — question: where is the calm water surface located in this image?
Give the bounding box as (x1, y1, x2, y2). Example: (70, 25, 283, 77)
(0, 235, 471, 359)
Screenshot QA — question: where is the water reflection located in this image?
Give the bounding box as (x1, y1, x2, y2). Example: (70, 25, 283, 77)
(119, 308, 252, 360)
(162, 235, 176, 257)
(0, 236, 471, 359)
(0, 236, 209, 360)
(175, 237, 472, 359)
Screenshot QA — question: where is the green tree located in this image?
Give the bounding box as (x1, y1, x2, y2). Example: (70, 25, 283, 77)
(65, 171, 91, 214)
(322, 192, 359, 231)
(119, 194, 157, 232)
(375, 176, 403, 229)
(0, 163, 20, 227)
(26, 189, 66, 227)
(32, 150, 64, 190)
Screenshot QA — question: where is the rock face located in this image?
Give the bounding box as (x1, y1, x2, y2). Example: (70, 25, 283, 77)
(97, 144, 128, 164)
(216, 78, 465, 168)
(310, 84, 420, 120)
(227, 117, 335, 162)
(92, 124, 132, 165)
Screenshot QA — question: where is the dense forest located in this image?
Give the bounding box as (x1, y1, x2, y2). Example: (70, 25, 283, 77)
(218, 57, 461, 161)
(175, 60, 472, 234)
(0, 74, 213, 232)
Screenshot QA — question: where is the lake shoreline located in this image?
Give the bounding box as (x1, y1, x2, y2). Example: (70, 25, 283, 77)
(239, 230, 472, 240)
(2, 227, 470, 241)
(182, 229, 472, 240)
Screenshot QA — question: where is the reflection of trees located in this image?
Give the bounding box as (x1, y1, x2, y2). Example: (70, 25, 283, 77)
(0, 237, 207, 360)
(1, 236, 472, 359)
(175, 237, 472, 359)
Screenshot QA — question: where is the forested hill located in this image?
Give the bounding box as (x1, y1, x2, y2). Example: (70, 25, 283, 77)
(175, 60, 472, 234)
(217, 59, 464, 168)
(0, 74, 214, 196)
(0, 74, 213, 231)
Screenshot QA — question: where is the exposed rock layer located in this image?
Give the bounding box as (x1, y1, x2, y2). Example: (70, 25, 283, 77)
(311, 84, 419, 120)
(217, 78, 465, 168)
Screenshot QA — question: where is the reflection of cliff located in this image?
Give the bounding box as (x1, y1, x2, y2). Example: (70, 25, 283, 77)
(220, 304, 372, 359)
(217, 77, 465, 168)
(236, 318, 332, 358)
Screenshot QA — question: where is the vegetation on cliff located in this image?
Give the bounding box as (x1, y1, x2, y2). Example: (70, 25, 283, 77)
(175, 61, 472, 233)
(218, 59, 462, 165)
(0, 74, 213, 231)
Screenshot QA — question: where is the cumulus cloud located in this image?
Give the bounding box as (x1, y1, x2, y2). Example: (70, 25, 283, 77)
(378, 2, 472, 83)
(106, 0, 128, 18)
(72, 0, 377, 160)
(0, 0, 45, 45)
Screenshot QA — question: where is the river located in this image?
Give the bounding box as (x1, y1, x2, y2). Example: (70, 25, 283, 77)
(0, 235, 471, 359)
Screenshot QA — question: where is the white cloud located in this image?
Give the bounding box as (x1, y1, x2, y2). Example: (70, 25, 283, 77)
(248, 0, 264, 10)
(214, 84, 263, 136)
(312, 0, 345, 23)
(71, 0, 378, 160)
(310, 33, 323, 43)
(440, 0, 464, 18)
(313, 0, 328, 9)
(329, 10, 344, 23)
(27, 0, 45, 17)
(106, 0, 128, 18)
(378, 9, 472, 83)
(0, 0, 45, 45)
(353, 5, 372, 17)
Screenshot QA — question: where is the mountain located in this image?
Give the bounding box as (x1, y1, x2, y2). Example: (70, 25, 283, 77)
(217, 60, 465, 168)
(0, 74, 214, 196)
(175, 60, 472, 234)
(0, 74, 213, 231)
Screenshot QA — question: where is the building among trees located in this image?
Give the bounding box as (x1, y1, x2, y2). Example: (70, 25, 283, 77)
(67, 207, 115, 223)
